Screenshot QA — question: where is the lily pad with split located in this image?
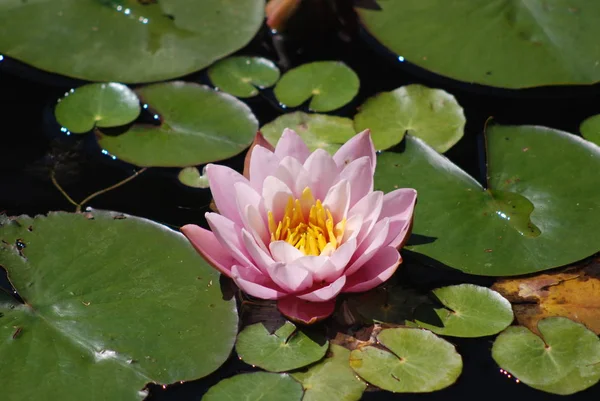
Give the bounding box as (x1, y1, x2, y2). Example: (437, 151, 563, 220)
(178, 166, 210, 189)
(208, 56, 281, 98)
(203, 372, 304, 401)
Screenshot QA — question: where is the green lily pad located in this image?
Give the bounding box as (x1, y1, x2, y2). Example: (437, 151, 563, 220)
(178, 166, 209, 189)
(354, 84, 465, 152)
(235, 321, 328, 372)
(292, 344, 367, 401)
(0, 0, 264, 83)
(0, 211, 238, 401)
(492, 317, 600, 394)
(261, 112, 356, 153)
(579, 114, 600, 146)
(203, 372, 304, 401)
(97, 82, 258, 167)
(412, 284, 514, 337)
(356, 1, 600, 89)
(349, 328, 462, 392)
(274, 61, 359, 112)
(208, 56, 281, 98)
(375, 125, 600, 276)
(55, 83, 141, 134)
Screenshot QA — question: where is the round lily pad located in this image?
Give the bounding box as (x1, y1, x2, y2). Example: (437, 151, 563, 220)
(354, 84, 465, 152)
(208, 56, 281, 98)
(356, 1, 600, 89)
(235, 321, 328, 372)
(292, 344, 366, 401)
(178, 166, 209, 189)
(412, 284, 514, 337)
(375, 125, 600, 276)
(492, 317, 600, 394)
(261, 112, 356, 153)
(274, 61, 359, 112)
(0, 211, 238, 401)
(349, 327, 462, 392)
(203, 372, 304, 401)
(55, 83, 141, 134)
(579, 114, 600, 146)
(97, 82, 258, 167)
(0, 1, 264, 83)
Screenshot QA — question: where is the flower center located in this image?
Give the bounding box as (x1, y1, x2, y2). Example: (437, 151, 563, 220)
(268, 187, 346, 256)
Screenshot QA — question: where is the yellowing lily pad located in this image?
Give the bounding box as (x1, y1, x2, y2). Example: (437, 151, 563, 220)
(97, 82, 258, 167)
(274, 61, 359, 112)
(208, 56, 281, 98)
(203, 372, 304, 401)
(354, 84, 465, 152)
(55, 83, 140, 134)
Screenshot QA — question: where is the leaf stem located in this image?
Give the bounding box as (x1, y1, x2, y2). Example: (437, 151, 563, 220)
(50, 170, 79, 208)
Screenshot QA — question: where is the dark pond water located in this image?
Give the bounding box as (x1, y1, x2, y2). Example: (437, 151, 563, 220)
(1, 2, 599, 400)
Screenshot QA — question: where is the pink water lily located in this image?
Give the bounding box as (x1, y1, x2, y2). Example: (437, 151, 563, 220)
(182, 129, 417, 324)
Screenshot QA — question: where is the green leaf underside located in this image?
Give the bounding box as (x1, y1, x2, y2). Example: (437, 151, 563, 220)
(261, 112, 357, 154)
(579, 114, 600, 146)
(375, 125, 600, 276)
(0, 0, 264, 83)
(0, 211, 238, 401)
(412, 284, 514, 337)
(354, 84, 465, 152)
(55, 83, 141, 134)
(97, 82, 258, 167)
(292, 344, 367, 401)
(350, 328, 462, 392)
(203, 372, 304, 401)
(492, 317, 600, 395)
(356, 1, 600, 89)
(235, 321, 328, 372)
(208, 56, 281, 98)
(178, 167, 210, 189)
(274, 61, 360, 112)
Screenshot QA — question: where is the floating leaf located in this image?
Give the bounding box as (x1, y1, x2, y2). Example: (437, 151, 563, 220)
(55, 83, 140, 134)
(274, 61, 359, 112)
(354, 84, 465, 152)
(261, 112, 356, 153)
(178, 166, 210, 189)
(0, 1, 264, 83)
(492, 257, 600, 334)
(412, 284, 513, 337)
(203, 372, 304, 401)
(375, 125, 600, 276)
(350, 327, 462, 392)
(236, 321, 328, 372)
(208, 56, 281, 98)
(356, 1, 600, 89)
(492, 317, 600, 395)
(580, 114, 600, 146)
(97, 82, 258, 167)
(0, 211, 238, 401)
(291, 344, 367, 401)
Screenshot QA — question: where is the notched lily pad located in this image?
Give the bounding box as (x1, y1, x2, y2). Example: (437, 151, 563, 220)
(375, 125, 600, 276)
(580, 114, 600, 146)
(411, 284, 514, 337)
(354, 84, 465, 152)
(492, 317, 600, 395)
(274, 61, 359, 112)
(261, 112, 356, 153)
(97, 82, 258, 167)
(0, 211, 238, 401)
(55, 83, 141, 134)
(203, 372, 304, 401)
(178, 166, 210, 189)
(235, 321, 328, 372)
(349, 327, 462, 392)
(208, 56, 281, 98)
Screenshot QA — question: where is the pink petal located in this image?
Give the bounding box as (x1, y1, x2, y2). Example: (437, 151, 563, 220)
(206, 164, 249, 225)
(347, 191, 383, 245)
(275, 156, 311, 198)
(323, 179, 351, 222)
(318, 238, 357, 282)
(244, 131, 275, 181)
(243, 205, 270, 252)
(333, 129, 376, 173)
(277, 297, 336, 324)
(269, 241, 304, 264)
(341, 214, 363, 243)
(344, 217, 390, 276)
(266, 261, 313, 293)
(380, 188, 418, 248)
(241, 229, 275, 274)
(338, 156, 373, 208)
(342, 246, 401, 293)
(298, 275, 346, 302)
(262, 176, 294, 222)
(234, 182, 269, 246)
(181, 224, 235, 277)
(232, 265, 286, 300)
(206, 213, 258, 272)
(249, 145, 280, 191)
(303, 149, 340, 200)
(274, 128, 311, 163)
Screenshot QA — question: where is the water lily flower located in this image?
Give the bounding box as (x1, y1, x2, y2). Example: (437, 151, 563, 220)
(182, 129, 417, 324)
